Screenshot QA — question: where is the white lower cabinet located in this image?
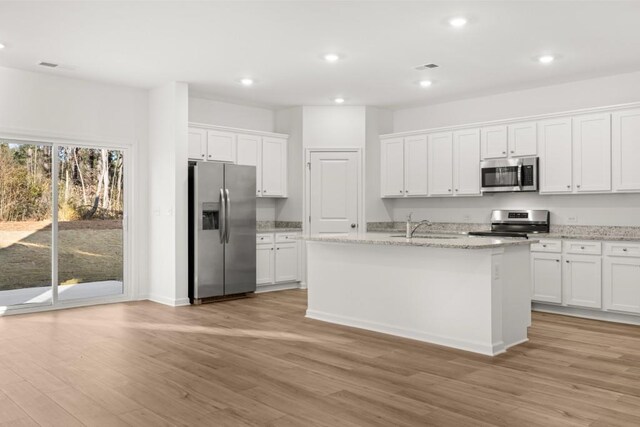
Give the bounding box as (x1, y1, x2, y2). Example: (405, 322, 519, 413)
(603, 256, 640, 314)
(256, 232, 300, 290)
(256, 244, 275, 285)
(531, 252, 562, 304)
(275, 243, 298, 282)
(562, 255, 602, 309)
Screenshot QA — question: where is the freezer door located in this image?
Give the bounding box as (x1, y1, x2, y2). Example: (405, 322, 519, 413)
(224, 164, 257, 295)
(194, 162, 225, 299)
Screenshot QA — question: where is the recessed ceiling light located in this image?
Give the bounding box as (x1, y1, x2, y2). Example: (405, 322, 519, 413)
(449, 17, 468, 28)
(0, 43, 5, 50)
(419, 80, 433, 88)
(334, 97, 345, 104)
(538, 55, 555, 64)
(240, 78, 254, 86)
(324, 53, 340, 62)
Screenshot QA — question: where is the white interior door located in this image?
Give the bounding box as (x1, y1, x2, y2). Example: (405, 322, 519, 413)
(309, 151, 359, 235)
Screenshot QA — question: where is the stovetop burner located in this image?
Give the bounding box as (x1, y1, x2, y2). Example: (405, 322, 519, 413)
(469, 209, 550, 239)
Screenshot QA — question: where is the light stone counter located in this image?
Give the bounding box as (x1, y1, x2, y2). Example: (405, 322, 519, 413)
(302, 232, 537, 249)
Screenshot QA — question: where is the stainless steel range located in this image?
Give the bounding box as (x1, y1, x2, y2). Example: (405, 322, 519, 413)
(468, 209, 550, 239)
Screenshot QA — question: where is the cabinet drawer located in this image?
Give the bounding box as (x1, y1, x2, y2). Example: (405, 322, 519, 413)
(564, 240, 602, 255)
(530, 239, 562, 253)
(604, 242, 640, 258)
(276, 233, 299, 243)
(257, 234, 274, 244)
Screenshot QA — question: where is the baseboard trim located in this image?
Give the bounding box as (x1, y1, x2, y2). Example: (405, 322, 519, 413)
(533, 303, 640, 326)
(306, 309, 504, 356)
(256, 282, 301, 294)
(146, 294, 190, 307)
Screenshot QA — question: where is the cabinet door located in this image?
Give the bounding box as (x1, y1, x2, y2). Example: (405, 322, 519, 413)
(538, 118, 573, 193)
(573, 114, 611, 193)
(256, 245, 274, 285)
(453, 129, 480, 195)
(188, 128, 207, 160)
(275, 243, 298, 283)
(404, 135, 428, 197)
(612, 109, 640, 192)
(428, 132, 454, 196)
(207, 131, 236, 163)
(603, 256, 640, 314)
(563, 255, 602, 309)
(508, 122, 537, 157)
(236, 134, 262, 196)
(531, 253, 562, 303)
(380, 138, 405, 197)
(261, 137, 287, 197)
(481, 126, 508, 159)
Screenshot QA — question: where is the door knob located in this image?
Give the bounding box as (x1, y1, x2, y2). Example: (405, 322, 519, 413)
(350, 223, 356, 228)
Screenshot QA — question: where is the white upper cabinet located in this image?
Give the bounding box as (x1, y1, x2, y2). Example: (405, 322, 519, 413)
(236, 134, 261, 166)
(207, 130, 236, 163)
(481, 126, 508, 159)
(612, 109, 640, 192)
(573, 114, 611, 193)
(237, 134, 262, 197)
(453, 129, 481, 195)
(403, 135, 428, 197)
(261, 137, 287, 197)
(538, 118, 573, 193)
(188, 128, 207, 161)
(380, 138, 405, 197)
(508, 122, 537, 157)
(428, 132, 454, 196)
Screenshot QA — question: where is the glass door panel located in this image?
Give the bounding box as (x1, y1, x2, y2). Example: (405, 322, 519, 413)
(0, 142, 53, 308)
(56, 147, 124, 301)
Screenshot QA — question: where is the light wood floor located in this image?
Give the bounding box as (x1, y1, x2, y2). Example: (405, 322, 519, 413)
(2, 290, 640, 426)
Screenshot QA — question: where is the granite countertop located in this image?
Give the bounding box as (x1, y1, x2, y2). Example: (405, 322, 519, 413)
(302, 232, 537, 249)
(257, 228, 303, 233)
(366, 223, 640, 242)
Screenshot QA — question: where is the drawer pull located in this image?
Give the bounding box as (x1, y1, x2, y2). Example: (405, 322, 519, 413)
(623, 248, 628, 252)
(556, 259, 560, 263)
(542, 244, 547, 248)
(580, 246, 585, 249)
(566, 260, 570, 263)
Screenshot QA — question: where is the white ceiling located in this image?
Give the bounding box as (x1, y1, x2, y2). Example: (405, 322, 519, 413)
(1, 1, 639, 109)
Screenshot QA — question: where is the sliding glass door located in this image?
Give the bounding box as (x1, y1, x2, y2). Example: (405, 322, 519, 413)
(0, 140, 127, 311)
(0, 142, 53, 308)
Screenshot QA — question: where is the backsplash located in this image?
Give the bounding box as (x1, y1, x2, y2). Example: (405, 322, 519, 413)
(257, 221, 302, 231)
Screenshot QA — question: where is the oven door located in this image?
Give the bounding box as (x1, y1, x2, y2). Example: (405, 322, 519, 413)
(481, 158, 523, 193)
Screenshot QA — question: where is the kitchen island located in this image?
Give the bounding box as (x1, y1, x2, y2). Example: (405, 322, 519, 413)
(303, 233, 536, 356)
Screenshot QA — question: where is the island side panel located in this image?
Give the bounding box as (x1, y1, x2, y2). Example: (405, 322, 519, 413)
(499, 244, 532, 348)
(305, 241, 504, 355)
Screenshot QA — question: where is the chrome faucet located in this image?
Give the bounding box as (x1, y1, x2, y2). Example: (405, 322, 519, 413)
(410, 219, 433, 237)
(405, 212, 432, 238)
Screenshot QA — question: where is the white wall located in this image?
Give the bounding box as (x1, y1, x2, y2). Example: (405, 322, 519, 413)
(302, 106, 366, 148)
(365, 107, 394, 222)
(275, 107, 303, 222)
(388, 71, 640, 227)
(148, 82, 189, 306)
(394, 71, 640, 132)
(0, 66, 150, 299)
(188, 97, 275, 132)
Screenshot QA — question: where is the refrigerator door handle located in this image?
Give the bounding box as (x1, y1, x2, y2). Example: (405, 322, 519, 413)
(225, 189, 231, 243)
(219, 188, 226, 244)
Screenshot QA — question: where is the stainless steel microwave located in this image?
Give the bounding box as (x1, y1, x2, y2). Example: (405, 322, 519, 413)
(480, 157, 539, 193)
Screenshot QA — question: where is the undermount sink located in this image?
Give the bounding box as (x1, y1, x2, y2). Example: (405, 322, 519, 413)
(391, 234, 460, 240)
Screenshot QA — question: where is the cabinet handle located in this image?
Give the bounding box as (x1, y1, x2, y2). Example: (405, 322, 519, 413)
(455, 189, 459, 192)
(264, 190, 267, 194)
(566, 260, 570, 263)
(400, 190, 403, 193)
(406, 190, 409, 193)
(448, 189, 452, 192)
(510, 150, 514, 154)
(502, 151, 506, 154)
(556, 259, 560, 262)
(208, 155, 212, 158)
(577, 185, 581, 189)
(542, 244, 547, 247)
(580, 246, 585, 250)
(623, 248, 628, 252)
(277, 248, 280, 250)
(271, 248, 274, 251)
(567, 185, 571, 189)
(201, 154, 205, 158)
(260, 237, 264, 240)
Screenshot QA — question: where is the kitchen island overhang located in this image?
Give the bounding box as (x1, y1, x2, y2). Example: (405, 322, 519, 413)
(303, 234, 536, 356)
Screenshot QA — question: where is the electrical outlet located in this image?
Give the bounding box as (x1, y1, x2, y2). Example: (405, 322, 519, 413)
(567, 216, 578, 224)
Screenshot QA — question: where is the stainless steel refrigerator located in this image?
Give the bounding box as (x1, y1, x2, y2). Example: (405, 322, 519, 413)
(188, 161, 256, 303)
